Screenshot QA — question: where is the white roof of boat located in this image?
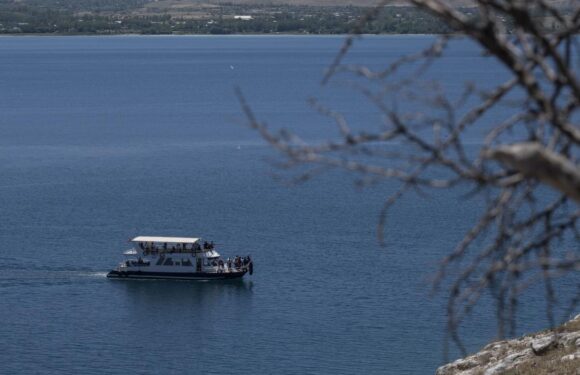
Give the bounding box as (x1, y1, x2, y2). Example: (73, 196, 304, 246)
(131, 236, 200, 244)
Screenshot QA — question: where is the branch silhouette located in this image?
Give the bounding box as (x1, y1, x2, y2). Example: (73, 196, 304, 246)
(238, 0, 580, 358)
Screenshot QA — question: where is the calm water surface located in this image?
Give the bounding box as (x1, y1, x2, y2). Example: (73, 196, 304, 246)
(0, 36, 569, 374)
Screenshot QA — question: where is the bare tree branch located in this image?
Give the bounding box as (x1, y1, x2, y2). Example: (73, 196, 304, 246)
(238, 0, 580, 357)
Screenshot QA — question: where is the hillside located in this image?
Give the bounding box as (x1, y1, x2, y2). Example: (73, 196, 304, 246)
(121, 0, 571, 10)
(0, 0, 454, 34)
(0, 0, 571, 34)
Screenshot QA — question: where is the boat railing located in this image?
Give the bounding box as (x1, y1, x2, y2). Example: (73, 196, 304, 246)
(139, 249, 213, 256)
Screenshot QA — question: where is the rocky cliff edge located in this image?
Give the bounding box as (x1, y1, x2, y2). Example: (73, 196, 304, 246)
(436, 315, 580, 375)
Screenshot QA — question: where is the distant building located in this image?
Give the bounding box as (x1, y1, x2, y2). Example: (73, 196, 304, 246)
(234, 15, 253, 21)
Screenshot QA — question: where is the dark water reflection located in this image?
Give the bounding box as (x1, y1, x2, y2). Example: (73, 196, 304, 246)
(113, 278, 254, 308)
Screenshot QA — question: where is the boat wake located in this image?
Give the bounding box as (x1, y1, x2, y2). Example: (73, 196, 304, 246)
(0, 268, 110, 289)
(78, 271, 108, 278)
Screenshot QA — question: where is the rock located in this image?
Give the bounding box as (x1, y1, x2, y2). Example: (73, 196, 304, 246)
(436, 357, 479, 375)
(561, 352, 580, 361)
(435, 360, 458, 375)
(561, 331, 580, 346)
(455, 358, 479, 371)
(435, 362, 456, 375)
(483, 349, 532, 375)
(531, 335, 557, 355)
(484, 362, 507, 375)
(483, 341, 507, 352)
(576, 338, 580, 348)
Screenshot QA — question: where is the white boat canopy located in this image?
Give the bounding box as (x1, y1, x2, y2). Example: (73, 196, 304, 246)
(131, 236, 200, 244)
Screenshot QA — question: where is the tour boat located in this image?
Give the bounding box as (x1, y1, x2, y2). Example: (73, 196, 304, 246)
(107, 236, 253, 280)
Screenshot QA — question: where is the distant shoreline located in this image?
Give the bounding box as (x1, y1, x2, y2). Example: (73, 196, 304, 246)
(0, 3, 454, 36)
(0, 33, 444, 37)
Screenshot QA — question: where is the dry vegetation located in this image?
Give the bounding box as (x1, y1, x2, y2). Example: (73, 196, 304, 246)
(491, 319, 580, 375)
(511, 319, 580, 375)
(436, 317, 580, 374)
(506, 349, 580, 375)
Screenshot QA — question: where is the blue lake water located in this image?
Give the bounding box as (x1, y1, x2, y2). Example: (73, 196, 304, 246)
(0, 35, 572, 374)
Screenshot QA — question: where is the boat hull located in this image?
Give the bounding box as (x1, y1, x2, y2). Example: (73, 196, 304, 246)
(106, 270, 247, 281)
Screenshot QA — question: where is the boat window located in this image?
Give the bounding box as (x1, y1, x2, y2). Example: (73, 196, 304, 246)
(163, 258, 173, 266)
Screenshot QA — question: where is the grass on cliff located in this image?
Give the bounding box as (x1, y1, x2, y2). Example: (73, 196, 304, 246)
(504, 348, 580, 375)
(500, 319, 580, 375)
